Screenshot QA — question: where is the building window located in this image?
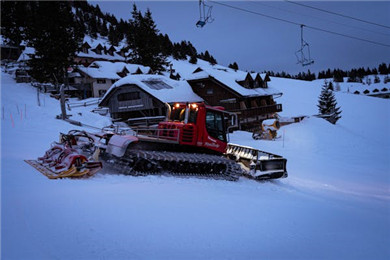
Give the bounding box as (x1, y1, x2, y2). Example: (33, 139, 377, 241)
(98, 90, 107, 97)
(206, 88, 213, 95)
(117, 92, 141, 101)
(97, 79, 106, 84)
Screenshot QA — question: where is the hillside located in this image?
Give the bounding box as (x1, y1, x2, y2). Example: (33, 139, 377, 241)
(1, 69, 389, 260)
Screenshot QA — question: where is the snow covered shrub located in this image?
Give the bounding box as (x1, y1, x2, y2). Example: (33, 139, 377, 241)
(384, 76, 390, 84)
(317, 82, 342, 124)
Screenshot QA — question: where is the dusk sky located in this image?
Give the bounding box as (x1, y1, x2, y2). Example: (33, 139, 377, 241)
(91, 1, 390, 74)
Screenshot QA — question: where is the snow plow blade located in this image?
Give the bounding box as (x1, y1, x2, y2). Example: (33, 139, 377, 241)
(226, 144, 287, 180)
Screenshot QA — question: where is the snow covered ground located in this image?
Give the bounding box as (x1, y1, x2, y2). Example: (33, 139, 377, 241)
(1, 71, 389, 260)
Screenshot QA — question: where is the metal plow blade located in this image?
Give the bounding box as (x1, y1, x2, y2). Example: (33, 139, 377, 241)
(226, 144, 288, 180)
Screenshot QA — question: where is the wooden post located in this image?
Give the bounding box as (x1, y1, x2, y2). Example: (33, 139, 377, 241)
(37, 87, 41, 106)
(54, 72, 67, 120)
(61, 70, 69, 120)
(60, 83, 67, 119)
(10, 113, 14, 127)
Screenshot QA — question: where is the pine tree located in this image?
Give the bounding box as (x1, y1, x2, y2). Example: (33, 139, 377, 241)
(27, 1, 83, 84)
(1, 1, 37, 45)
(126, 5, 169, 72)
(108, 24, 119, 46)
(378, 63, 388, 75)
(100, 20, 108, 36)
(328, 81, 334, 91)
(317, 82, 342, 124)
(159, 34, 173, 56)
(228, 62, 239, 70)
(189, 54, 198, 64)
(203, 50, 211, 62)
(209, 55, 217, 65)
(90, 17, 98, 38)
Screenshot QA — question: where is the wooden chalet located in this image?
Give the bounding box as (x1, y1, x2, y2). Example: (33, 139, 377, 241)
(74, 39, 126, 67)
(74, 61, 152, 98)
(187, 67, 282, 129)
(99, 75, 203, 124)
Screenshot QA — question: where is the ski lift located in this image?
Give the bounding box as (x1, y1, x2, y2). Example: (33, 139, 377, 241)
(295, 25, 314, 66)
(196, 0, 214, 28)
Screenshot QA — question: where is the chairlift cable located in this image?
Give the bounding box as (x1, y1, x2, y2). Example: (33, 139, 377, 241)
(249, 0, 390, 37)
(285, 0, 390, 30)
(209, 0, 390, 48)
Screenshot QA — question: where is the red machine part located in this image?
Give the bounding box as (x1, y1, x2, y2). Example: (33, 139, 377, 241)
(157, 102, 229, 154)
(38, 144, 88, 172)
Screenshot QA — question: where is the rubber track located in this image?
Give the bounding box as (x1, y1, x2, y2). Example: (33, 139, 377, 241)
(106, 150, 243, 181)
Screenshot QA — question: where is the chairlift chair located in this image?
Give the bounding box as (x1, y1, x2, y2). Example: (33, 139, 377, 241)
(196, 0, 214, 28)
(295, 25, 314, 66)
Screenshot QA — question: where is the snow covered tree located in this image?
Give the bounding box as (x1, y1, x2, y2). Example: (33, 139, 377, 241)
(209, 55, 217, 65)
(189, 54, 198, 64)
(378, 63, 388, 75)
(108, 24, 119, 46)
(228, 62, 239, 71)
(27, 1, 83, 84)
(126, 4, 169, 72)
(1, 1, 37, 45)
(317, 82, 342, 124)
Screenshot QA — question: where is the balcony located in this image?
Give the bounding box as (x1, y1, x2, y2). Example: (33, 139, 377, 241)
(231, 104, 282, 118)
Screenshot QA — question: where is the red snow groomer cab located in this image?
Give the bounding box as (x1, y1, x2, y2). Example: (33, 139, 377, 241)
(156, 102, 232, 154)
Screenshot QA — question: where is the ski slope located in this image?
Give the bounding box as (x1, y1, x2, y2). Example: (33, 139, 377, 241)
(1, 71, 389, 260)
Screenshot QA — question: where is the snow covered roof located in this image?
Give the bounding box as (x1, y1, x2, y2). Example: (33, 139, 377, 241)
(17, 47, 35, 62)
(77, 35, 126, 61)
(77, 49, 126, 62)
(260, 73, 270, 81)
(100, 74, 203, 105)
(187, 67, 280, 97)
(83, 35, 127, 50)
(250, 73, 259, 80)
(78, 61, 151, 80)
(68, 72, 81, 78)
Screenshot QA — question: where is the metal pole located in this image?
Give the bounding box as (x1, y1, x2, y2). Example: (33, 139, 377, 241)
(301, 25, 304, 63)
(37, 87, 41, 106)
